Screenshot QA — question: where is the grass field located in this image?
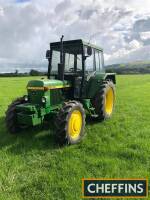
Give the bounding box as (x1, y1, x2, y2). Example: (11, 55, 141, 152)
(0, 75, 150, 200)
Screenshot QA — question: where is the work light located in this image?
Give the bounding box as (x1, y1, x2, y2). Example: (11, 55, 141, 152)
(41, 97, 46, 103)
(24, 95, 28, 102)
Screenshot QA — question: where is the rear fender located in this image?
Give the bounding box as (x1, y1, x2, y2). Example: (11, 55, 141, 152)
(85, 73, 116, 98)
(104, 73, 116, 84)
(85, 74, 104, 98)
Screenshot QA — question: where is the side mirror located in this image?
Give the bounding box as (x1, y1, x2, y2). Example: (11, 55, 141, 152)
(46, 50, 50, 59)
(87, 47, 92, 56)
(84, 47, 92, 60)
(83, 55, 90, 60)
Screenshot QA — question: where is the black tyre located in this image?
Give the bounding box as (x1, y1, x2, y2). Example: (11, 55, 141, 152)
(5, 97, 25, 134)
(55, 101, 86, 145)
(92, 80, 115, 120)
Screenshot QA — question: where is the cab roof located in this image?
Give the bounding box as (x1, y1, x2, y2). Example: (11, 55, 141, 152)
(50, 39, 103, 52)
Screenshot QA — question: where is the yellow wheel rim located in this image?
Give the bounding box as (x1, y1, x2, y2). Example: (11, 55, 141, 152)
(105, 87, 114, 115)
(68, 110, 82, 139)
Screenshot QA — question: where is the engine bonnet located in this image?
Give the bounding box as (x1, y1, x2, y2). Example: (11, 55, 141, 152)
(27, 79, 71, 90)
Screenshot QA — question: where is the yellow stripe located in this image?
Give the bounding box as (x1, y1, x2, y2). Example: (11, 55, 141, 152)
(27, 87, 44, 90)
(48, 85, 71, 89)
(27, 85, 71, 90)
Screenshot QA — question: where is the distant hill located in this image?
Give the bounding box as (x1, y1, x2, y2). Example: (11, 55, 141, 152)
(0, 69, 46, 77)
(105, 61, 150, 74)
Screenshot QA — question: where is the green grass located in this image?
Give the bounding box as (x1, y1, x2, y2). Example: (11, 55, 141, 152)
(0, 75, 150, 200)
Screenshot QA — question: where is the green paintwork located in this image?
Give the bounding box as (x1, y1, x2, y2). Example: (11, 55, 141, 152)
(16, 78, 71, 127)
(85, 73, 105, 98)
(16, 103, 37, 112)
(17, 111, 42, 126)
(85, 72, 116, 98)
(27, 79, 70, 87)
(27, 79, 71, 105)
(15, 39, 115, 128)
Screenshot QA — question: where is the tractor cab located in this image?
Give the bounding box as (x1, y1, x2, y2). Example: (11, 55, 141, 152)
(46, 39, 105, 98)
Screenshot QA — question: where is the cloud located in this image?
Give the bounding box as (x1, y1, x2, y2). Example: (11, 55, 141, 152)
(105, 44, 150, 65)
(0, 0, 150, 72)
(16, 0, 30, 3)
(140, 31, 150, 40)
(128, 39, 143, 50)
(105, 39, 143, 64)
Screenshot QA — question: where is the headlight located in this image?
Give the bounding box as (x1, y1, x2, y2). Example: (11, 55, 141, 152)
(41, 97, 46, 103)
(24, 95, 28, 102)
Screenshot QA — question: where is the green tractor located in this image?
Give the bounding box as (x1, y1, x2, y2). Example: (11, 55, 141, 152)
(6, 36, 116, 145)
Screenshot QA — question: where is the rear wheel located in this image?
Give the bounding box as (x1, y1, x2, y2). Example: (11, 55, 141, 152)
(92, 80, 115, 120)
(5, 97, 25, 134)
(55, 101, 86, 145)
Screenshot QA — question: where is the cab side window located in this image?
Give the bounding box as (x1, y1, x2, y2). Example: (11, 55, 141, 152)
(99, 51, 104, 70)
(85, 47, 95, 71)
(95, 50, 103, 71)
(76, 54, 82, 71)
(65, 53, 74, 71)
(95, 50, 100, 71)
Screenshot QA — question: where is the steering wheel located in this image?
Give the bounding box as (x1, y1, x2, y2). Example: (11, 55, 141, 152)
(68, 67, 74, 72)
(69, 67, 82, 72)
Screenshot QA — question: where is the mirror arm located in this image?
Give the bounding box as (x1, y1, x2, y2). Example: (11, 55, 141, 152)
(83, 55, 90, 60)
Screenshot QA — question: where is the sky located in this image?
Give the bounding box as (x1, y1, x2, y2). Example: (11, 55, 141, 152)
(0, 0, 150, 72)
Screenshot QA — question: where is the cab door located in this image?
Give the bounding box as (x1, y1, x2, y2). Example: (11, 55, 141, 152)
(84, 48, 105, 98)
(82, 47, 95, 98)
(74, 53, 83, 98)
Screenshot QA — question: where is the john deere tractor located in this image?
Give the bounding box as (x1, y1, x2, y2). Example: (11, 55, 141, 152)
(6, 36, 116, 145)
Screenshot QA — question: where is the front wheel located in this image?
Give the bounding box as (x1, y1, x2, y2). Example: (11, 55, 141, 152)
(5, 97, 25, 134)
(92, 80, 115, 120)
(55, 101, 86, 145)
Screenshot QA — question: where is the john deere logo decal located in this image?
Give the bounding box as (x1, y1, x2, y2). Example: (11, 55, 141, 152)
(82, 178, 148, 198)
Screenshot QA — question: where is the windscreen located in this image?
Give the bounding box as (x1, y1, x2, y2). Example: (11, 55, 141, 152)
(51, 45, 82, 73)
